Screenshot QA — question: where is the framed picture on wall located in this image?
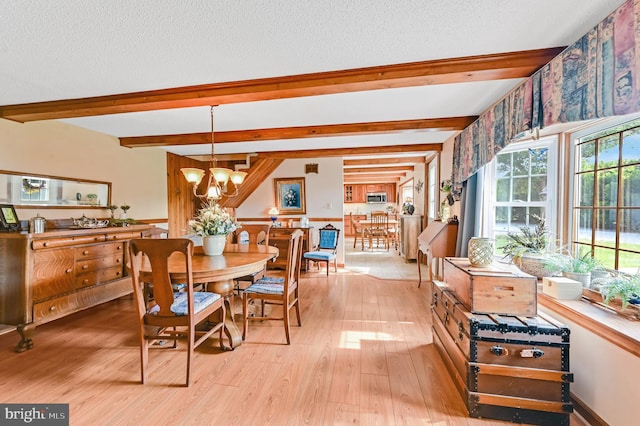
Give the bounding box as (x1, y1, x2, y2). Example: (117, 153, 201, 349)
(274, 177, 306, 215)
(0, 203, 21, 230)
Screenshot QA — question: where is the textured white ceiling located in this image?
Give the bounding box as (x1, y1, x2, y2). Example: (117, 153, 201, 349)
(0, 0, 626, 156)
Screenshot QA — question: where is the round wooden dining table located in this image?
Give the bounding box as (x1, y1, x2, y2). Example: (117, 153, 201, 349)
(138, 243, 279, 349)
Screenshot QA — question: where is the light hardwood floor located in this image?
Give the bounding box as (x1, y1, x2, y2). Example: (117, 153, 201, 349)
(0, 245, 585, 425)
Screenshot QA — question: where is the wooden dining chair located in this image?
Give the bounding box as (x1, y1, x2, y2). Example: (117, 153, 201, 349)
(242, 229, 304, 344)
(350, 213, 365, 250)
(233, 224, 272, 293)
(303, 224, 340, 275)
(365, 211, 389, 250)
(387, 213, 398, 250)
(128, 238, 226, 386)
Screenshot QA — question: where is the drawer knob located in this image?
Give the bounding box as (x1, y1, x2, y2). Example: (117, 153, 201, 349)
(117, 245, 122, 250)
(82, 265, 88, 269)
(116, 271, 121, 276)
(116, 258, 121, 263)
(43, 242, 48, 247)
(49, 306, 56, 311)
(83, 279, 89, 284)
(83, 250, 89, 255)
(65, 268, 72, 274)
(489, 345, 509, 356)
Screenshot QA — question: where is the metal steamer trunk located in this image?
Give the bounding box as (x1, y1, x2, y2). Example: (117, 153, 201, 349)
(431, 280, 573, 425)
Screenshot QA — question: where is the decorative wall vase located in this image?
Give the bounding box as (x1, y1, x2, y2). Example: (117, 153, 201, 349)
(202, 235, 226, 256)
(468, 237, 494, 267)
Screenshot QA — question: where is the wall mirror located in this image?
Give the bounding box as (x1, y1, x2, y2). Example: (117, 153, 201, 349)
(0, 170, 111, 209)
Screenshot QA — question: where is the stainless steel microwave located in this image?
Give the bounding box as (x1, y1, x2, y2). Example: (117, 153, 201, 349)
(366, 193, 387, 203)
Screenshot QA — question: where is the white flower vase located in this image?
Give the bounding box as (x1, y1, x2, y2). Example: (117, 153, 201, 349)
(202, 235, 226, 256)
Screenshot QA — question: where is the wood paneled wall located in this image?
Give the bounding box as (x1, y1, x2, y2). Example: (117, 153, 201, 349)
(166, 152, 205, 237)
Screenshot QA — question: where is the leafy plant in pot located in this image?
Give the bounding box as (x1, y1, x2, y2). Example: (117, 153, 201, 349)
(500, 214, 553, 279)
(543, 247, 602, 288)
(596, 272, 640, 309)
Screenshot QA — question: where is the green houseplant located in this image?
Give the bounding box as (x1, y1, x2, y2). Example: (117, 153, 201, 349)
(597, 272, 640, 309)
(544, 248, 602, 288)
(500, 214, 552, 278)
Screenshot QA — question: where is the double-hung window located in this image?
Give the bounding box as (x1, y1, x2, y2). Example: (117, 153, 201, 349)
(485, 138, 558, 254)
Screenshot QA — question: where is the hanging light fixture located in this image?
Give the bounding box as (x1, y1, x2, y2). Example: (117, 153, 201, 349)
(180, 106, 247, 200)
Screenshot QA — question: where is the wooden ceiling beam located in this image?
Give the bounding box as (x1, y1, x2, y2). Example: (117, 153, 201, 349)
(257, 143, 440, 159)
(119, 116, 476, 148)
(345, 172, 406, 178)
(345, 176, 401, 183)
(343, 166, 413, 173)
(343, 156, 426, 166)
(0, 48, 564, 122)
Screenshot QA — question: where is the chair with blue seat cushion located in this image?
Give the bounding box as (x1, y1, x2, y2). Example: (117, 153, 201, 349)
(242, 229, 304, 344)
(128, 238, 226, 387)
(303, 224, 340, 275)
(232, 224, 271, 294)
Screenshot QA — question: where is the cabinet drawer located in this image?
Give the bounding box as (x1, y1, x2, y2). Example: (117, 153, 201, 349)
(32, 249, 75, 301)
(75, 266, 124, 289)
(33, 295, 82, 323)
(32, 277, 132, 324)
(32, 234, 106, 250)
(76, 254, 123, 273)
(75, 242, 124, 259)
(106, 231, 143, 241)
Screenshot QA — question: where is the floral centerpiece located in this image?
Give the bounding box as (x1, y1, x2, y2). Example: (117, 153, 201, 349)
(188, 202, 236, 255)
(188, 202, 236, 236)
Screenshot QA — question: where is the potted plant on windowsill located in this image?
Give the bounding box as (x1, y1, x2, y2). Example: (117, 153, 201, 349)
(596, 272, 640, 309)
(544, 248, 603, 288)
(500, 214, 553, 279)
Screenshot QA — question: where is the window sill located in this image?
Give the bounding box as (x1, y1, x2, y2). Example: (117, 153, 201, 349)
(538, 293, 640, 357)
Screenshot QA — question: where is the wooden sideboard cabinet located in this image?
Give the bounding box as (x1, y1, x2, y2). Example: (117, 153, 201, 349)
(399, 215, 423, 262)
(267, 227, 314, 271)
(0, 224, 155, 352)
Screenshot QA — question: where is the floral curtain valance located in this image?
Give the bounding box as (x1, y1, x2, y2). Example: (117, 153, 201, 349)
(453, 0, 640, 191)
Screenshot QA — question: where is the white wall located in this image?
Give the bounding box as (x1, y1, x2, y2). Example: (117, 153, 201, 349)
(539, 306, 638, 425)
(236, 157, 345, 264)
(441, 135, 460, 218)
(0, 119, 168, 221)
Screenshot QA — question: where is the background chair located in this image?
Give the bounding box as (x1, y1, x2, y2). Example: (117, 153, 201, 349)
(387, 213, 398, 250)
(365, 211, 389, 250)
(128, 238, 226, 386)
(350, 213, 365, 250)
(242, 229, 304, 344)
(233, 224, 272, 294)
(303, 224, 340, 275)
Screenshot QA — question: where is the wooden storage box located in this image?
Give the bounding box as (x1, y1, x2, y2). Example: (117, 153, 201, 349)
(431, 280, 573, 426)
(542, 276, 583, 300)
(443, 257, 537, 316)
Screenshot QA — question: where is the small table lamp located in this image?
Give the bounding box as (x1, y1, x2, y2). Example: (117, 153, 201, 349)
(268, 207, 279, 225)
